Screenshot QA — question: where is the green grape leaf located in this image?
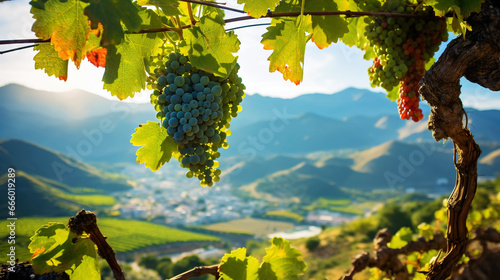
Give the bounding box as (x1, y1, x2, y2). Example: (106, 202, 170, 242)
(417, 223, 434, 241)
(67, 254, 101, 280)
(179, 15, 240, 79)
(102, 9, 164, 99)
(30, 0, 89, 67)
(259, 237, 307, 280)
(102, 32, 163, 99)
(388, 227, 413, 249)
(83, 0, 142, 46)
(219, 248, 260, 280)
(425, 0, 483, 18)
(29, 223, 99, 280)
(137, 0, 180, 16)
(308, 1, 349, 49)
(341, 17, 369, 50)
(34, 44, 69, 81)
(130, 121, 178, 172)
(335, 0, 350, 10)
(85, 26, 104, 56)
(236, 0, 280, 18)
(272, 0, 348, 49)
(449, 5, 472, 35)
(261, 15, 312, 85)
(28, 223, 67, 255)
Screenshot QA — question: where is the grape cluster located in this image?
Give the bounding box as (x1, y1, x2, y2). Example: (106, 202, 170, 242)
(150, 52, 245, 186)
(360, 0, 448, 121)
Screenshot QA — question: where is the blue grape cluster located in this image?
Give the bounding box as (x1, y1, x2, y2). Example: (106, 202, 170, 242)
(150, 52, 245, 186)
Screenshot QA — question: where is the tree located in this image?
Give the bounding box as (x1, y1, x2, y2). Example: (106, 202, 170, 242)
(0, 0, 497, 279)
(377, 203, 413, 234)
(306, 236, 321, 252)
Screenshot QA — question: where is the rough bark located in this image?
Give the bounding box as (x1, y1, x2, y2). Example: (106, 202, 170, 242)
(419, 1, 500, 279)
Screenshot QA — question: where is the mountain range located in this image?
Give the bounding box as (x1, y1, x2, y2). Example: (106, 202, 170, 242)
(1, 83, 499, 205)
(0, 139, 131, 218)
(2, 84, 500, 161)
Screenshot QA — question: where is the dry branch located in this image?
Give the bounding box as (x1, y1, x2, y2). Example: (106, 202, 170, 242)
(339, 227, 500, 280)
(169, 264, 220, 280)
(339, 228, 446, 280)
(68, 210, 125, 280)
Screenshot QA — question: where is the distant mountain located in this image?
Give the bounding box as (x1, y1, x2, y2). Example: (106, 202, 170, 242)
(0, 83, 150, 121)
(226, 140, 500, 202)
(1, 84, 500, 164)
(231, 88, 399, 128)
(0, 139, 131, 192)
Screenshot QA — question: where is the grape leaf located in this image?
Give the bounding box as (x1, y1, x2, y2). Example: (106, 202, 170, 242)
(388, 227, 414, 249)
(236, 0, 280, 18)
(130, 121, 178, 172)
(85, 26, 103, 54)
(418, 223, 434, 241)
(259, 237, 307, 280)
(261, 15, 312, 85)
(137, 0, 180, 16)
(29, 223, 99, 280)
(83, 0, 142, 46)
(30, 0, 89, 67)
(425, 0, 483, 18)
(102, 32, 162, 99)
(219, 248, 260, 280)
(34, 44, 69, 81)
(308, 1, 349, 49)
(102, 9, 164, 99)
(179, 14, 240, 79)
(341, 16, 368, 49)
(335, 0, 350, 10)
(272, 0, 348, 49)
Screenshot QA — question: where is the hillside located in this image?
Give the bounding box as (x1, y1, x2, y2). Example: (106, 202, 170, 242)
(0, 139, 131, 192)
(0, 171, 115, 218)
(227, 140, 500, 202)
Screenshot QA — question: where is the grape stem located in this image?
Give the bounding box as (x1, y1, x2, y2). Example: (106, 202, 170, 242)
(187, 2, 197, 26)
(169, 264, 220, 280)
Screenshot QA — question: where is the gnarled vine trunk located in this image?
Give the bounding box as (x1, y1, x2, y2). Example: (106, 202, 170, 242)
(419, 1, 500, 279)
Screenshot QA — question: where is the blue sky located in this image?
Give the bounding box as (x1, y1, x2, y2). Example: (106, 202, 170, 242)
(0, 0, 498, 109)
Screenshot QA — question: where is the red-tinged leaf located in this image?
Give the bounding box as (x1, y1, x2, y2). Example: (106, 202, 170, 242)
(30, 0, 90, 67)
(86, 47, 107, 68)
(58, 76, 68, 81)
(31, 247, 45, 261)
(261, 15, 312, 85)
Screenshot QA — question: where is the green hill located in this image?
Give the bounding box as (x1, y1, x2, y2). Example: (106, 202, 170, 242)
(0, 139, 131, 192)
(0, 217, 219, 263)
(0, 171, 115, 218)
(230, 140, 500, 202)
(241, 165, 348, 204)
